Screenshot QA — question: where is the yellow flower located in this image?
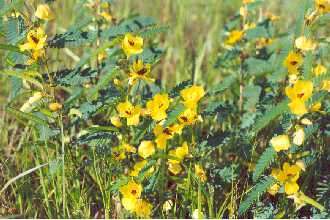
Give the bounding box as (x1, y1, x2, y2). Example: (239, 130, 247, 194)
(122, 33, 143, 57)
(99, 11, 112, 22)
(225, 30, 244, 45)
(180, 85, 205, 110)
(313, 64, 327, 76)
(288, 99, 308, 116)
(293, 126, 305, 146)
(162, 200, 173, 212)
(146, 93, 170, 121)
(138, 141, 155, 159)
(110, 116, 122, 128)
(295, 36, 317, 51)
(195, 164, 207, 182)
(120, 180, 142, 199)
(175, 142, 189, 160)
(192, 209, 205, 219)
(48, 102, 62, 112)
(321, 80, 330, 92)
(168, 161, 182, 175)
(243, 22, 256, 30)
(286, 80, 314, 99)
(116, 101, 141, 126)
(153, 124, 183, 150)
(134, 199, 153, 218)
(122, 197, 138, 212)
(168, 142, 189, 164)
(20, 92, 43, 112)
(35, 4, 55, 21)
(112, 143, 136, 161)
(283, 51, 304, 75)
(178, 108, 198, 126)
(270, 135, 291, 152)
(271, 163, 301, 195)
(315, 0, 330, 14)
(268, 183, 280, 196)
(112, 146, 126, 161)
(20, 27, 47, 51)
(128, 59, 154, 85)
(256, 38, 273, 49)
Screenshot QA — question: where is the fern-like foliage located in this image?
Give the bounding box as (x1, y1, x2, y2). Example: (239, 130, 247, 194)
(252, 146, 276, 182)
(238, 176, 276, 216)
(47, 31, 97, 48)
(253, 100, 289, 134)
(169, 80, 192, 98)
(44, 67, 97, 86)
(163, 103, 185, 127)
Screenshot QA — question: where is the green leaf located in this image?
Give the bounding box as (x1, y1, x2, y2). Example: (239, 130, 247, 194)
(6, 107, 48, 126)
(169, 80, 192, 98)
(208, 75, 237, 95)
(253, 100, 289, 134)
(0, 69, 43, 89)
(0, 0, 24, 17)
(245, 26, 268, 40)
(253, 146, 276, 182)
(238, 176, 276, 215)
(163, 103, 185, 127)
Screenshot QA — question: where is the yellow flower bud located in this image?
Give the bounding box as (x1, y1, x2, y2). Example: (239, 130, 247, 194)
(49, 102, 63, 112)
(110, 116, 122, 128)
(35, 4, 55, 21)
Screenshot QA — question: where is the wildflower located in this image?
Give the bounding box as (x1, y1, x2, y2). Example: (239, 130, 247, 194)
(286, 80, 314, 102)
(243, 22, 256, 30)
(48, 102, 62, 112)
(195, 164, 207, 182)
(120, 180, 142, 202)
(301, 118, 313, 125)
(162, 200, 173, 212)
(293, 126, 305, 146)
(168, 162, 182, 175)
(134, 199, 153, 218)
(321, 80, 330, 92)
(128, 59, 154, 85)
(110, 116, 122, 128)
(20, 92, 43, 112)
(288, 74, 298, 84)
(295, 36, 317, 51)
(119, 181, 142, 210)
(116, 101, 141, 126)
(192, 209, 205, 219)
(180, 85, 205, 110)
(153, 124, 183, 150)
(271, 162, 301, 195)
(283, 51, 303, 75)
(20, 27, 47, 51)
(288, 99, 308, 116)
(168, 142, 189, 164)
(268, 183, 280, 196)
(121, 197, 138, 211)
(286, 80, 313, 115)
(178, 108, 199, 126)
(35, 4, 55, 21)
(122, 33, 143, 57)
(313, 64, 327, 76)
(146, 93, 170, 121)
(315, 0, 330, 14)
(99, 11, 112, 22)
(20, 27, 47, 63)
(256, 38, 273, 49)
(225, 30, 244, 45)
(270, 135, 291, 152)
(112, 146, 126, 161)
(138, 141, 155, 159)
